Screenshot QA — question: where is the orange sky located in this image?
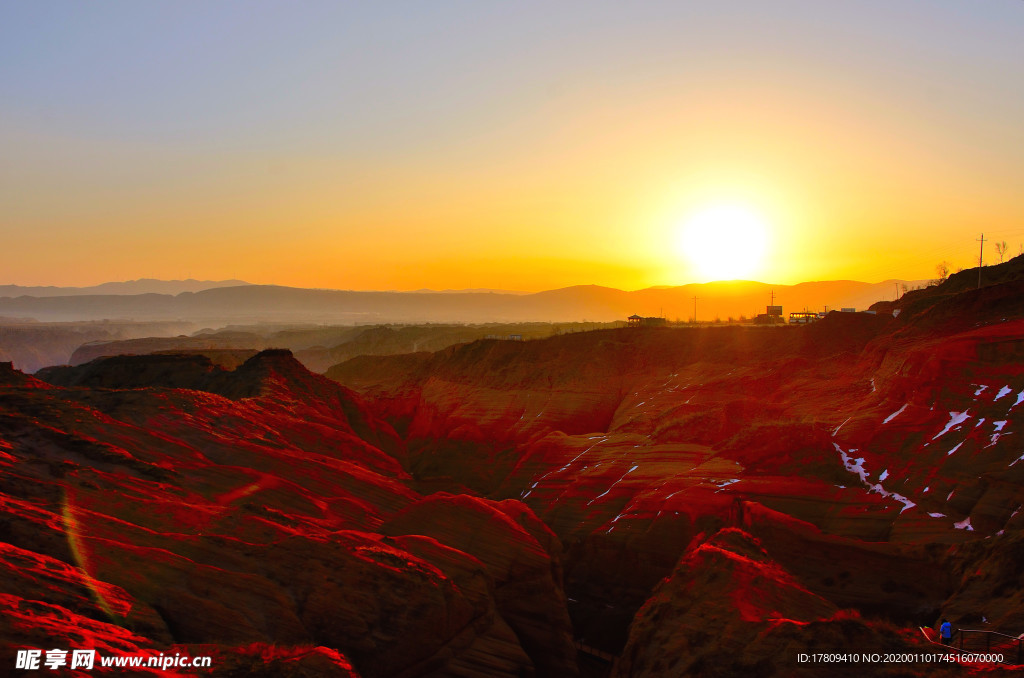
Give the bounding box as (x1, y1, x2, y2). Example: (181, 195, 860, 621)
(2, 3, 1023, 291)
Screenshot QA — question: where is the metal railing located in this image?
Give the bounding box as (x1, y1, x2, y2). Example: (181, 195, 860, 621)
(923, 627, 1023, 665)
(954, 629, 1023, 664)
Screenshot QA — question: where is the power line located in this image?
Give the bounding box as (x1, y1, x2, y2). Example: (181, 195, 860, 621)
(853, 227, 1024, 284)
(977, 233, 985, 289)
(854, 239, 968, 283)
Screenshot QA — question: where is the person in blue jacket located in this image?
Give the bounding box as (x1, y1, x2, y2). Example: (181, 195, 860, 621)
(939, 618, 952, 645)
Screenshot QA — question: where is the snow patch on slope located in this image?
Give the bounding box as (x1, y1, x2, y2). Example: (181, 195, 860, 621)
(883, 404, 908, 424)
(932, 412, 969, 440)
(834, 444, 916, 513)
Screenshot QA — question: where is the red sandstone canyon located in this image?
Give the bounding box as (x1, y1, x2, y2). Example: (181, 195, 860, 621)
(4, 264, 1024, 677)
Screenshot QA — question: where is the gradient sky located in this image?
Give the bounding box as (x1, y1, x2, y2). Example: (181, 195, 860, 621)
(2, 1, 1023, 290)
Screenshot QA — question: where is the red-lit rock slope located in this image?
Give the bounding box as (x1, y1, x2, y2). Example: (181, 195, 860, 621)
(3, 351, 576, 677)
(328, 271, 1024, 676)
(6, 265, 1024, 677)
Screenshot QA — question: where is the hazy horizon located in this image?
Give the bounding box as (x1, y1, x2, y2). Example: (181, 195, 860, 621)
(0, 274, 934, 296)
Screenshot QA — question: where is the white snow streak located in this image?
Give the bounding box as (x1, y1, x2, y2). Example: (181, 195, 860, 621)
(557, 437, 606, 472)
(954, 517, 974, 531)
(988, 433, 1008, 448)
(932, 411, 969, 440)
(714, 479, 740, 492)
(586, 465, 639, 506)
(834, 444, 916, 513)
(836, 444, 869, 484)
(883, 404, 909, 424)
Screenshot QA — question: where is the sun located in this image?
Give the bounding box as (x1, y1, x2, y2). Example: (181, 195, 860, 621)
(675, 205, 769, 281)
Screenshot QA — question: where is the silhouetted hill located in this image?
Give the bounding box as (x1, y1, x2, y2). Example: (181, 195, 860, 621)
(63, 323, 598, 374)
(0, 278, 250, 297)
(872, 253, 1024, 331)
(0, 279, 925, 324)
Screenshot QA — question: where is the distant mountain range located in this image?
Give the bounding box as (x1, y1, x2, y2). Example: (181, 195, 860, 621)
(408, 288, 532, 295)
(0, 278, 251, 297)
(0, 278, 928, 324)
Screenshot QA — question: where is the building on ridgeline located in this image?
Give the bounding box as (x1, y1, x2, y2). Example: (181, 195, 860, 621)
(754, 305, 784, 325)
(627, 314, 667, 327)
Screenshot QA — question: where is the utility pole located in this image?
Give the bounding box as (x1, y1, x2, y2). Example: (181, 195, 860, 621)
(977, 233, 985, 289)
(692, 296, 698, 324)
(768, 290, 780, 324)
(894, 282, 899, 300)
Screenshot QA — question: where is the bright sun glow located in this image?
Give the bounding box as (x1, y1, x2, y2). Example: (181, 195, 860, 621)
(676, 205, 769, 281)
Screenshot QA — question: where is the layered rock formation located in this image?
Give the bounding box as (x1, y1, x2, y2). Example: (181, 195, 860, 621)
(5, 267, 1024, 677)
(2, 352, 576, 677)
(329, 286, 1024, 675)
